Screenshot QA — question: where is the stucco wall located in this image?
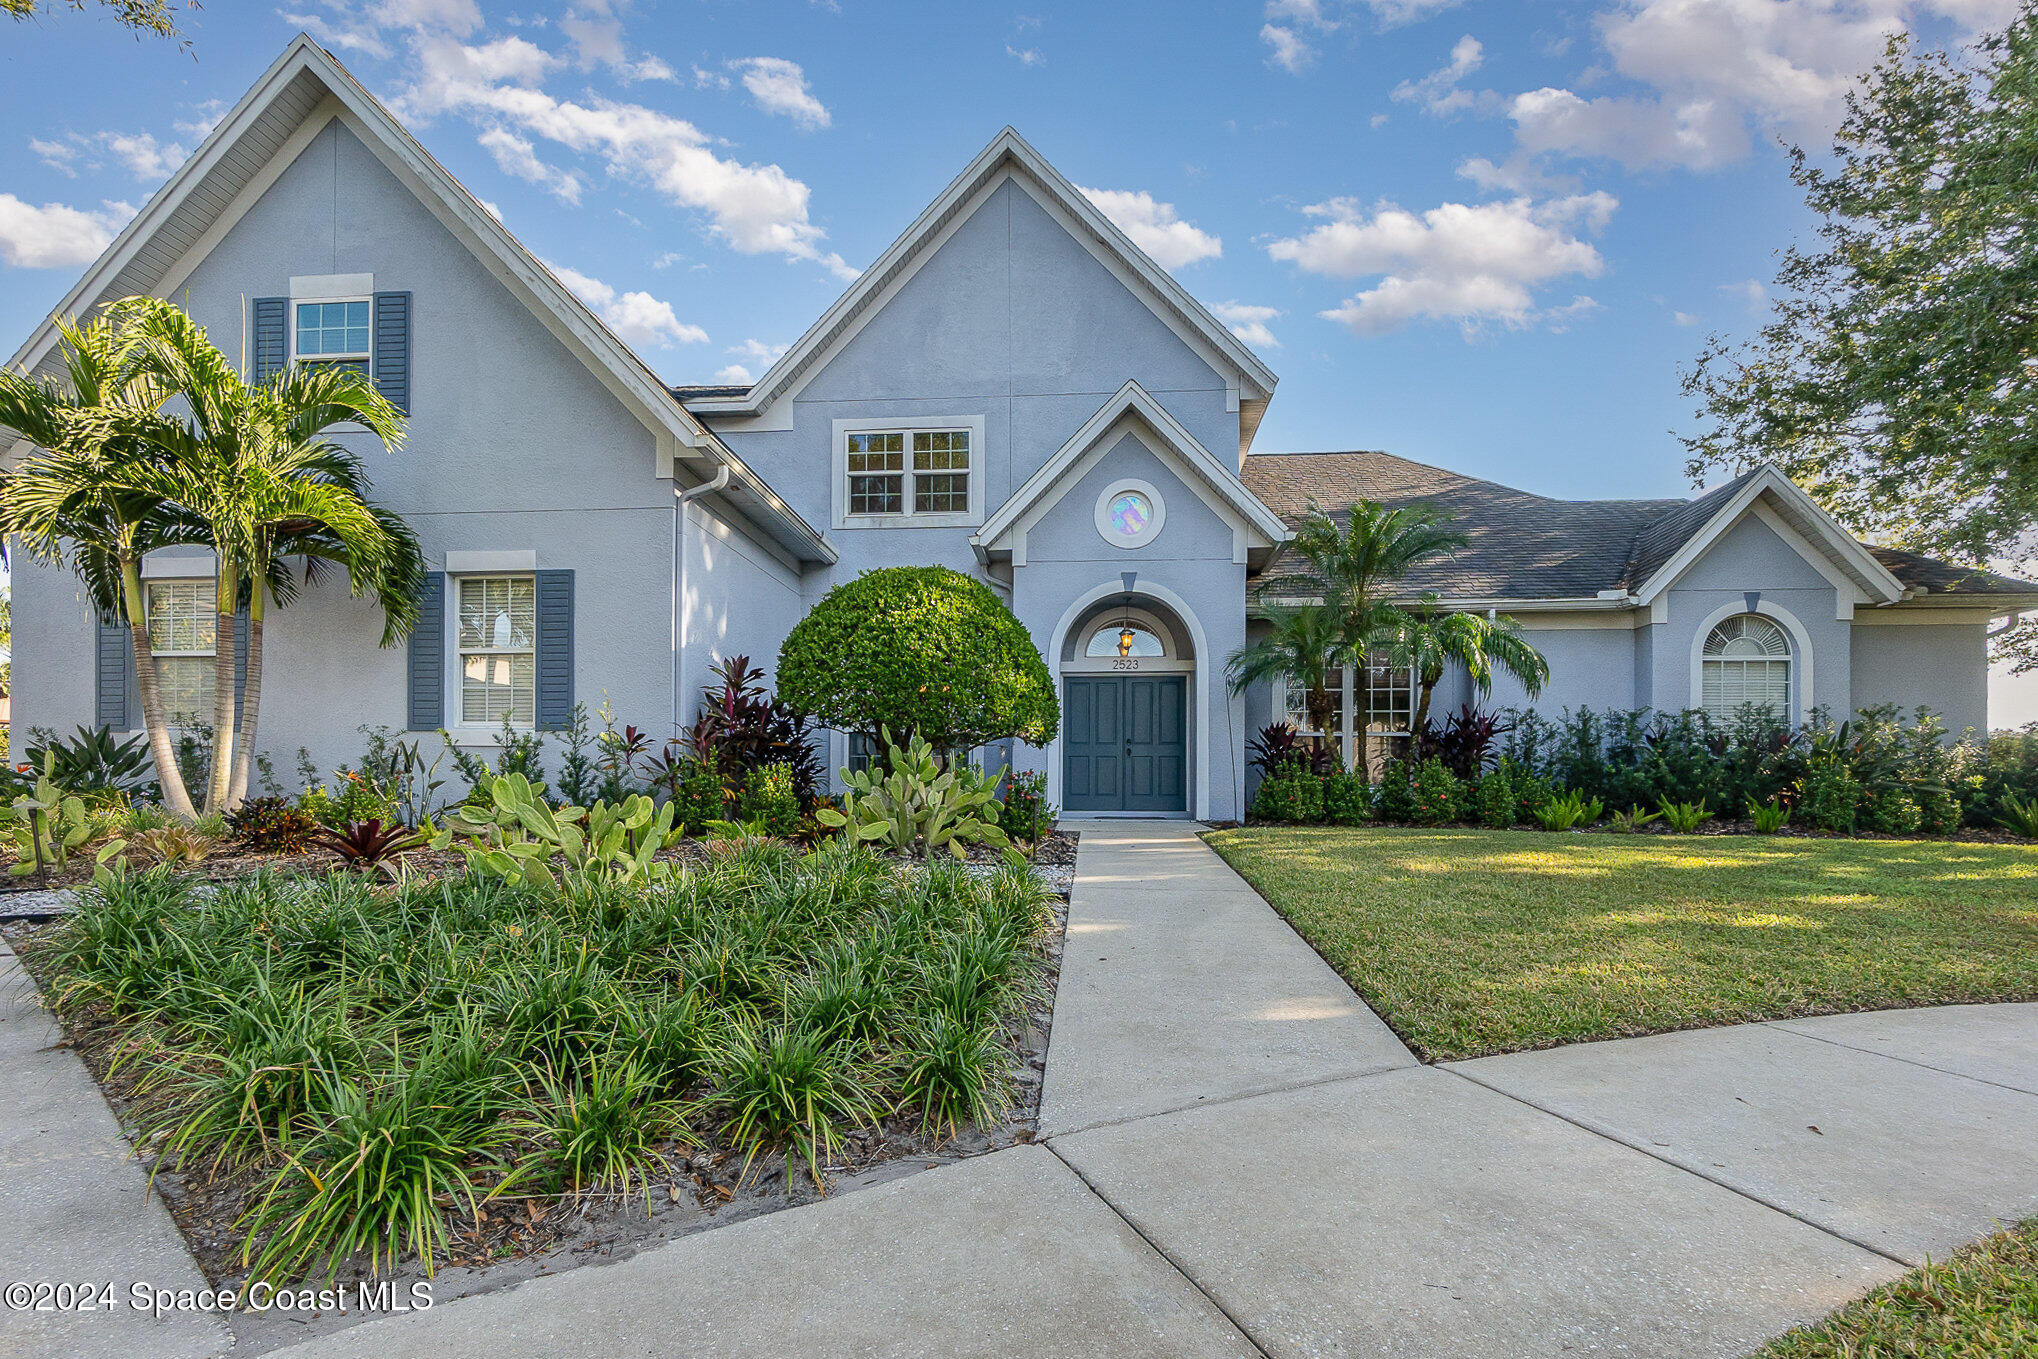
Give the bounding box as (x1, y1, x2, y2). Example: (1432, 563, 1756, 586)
(1010, 430, 1248, 820)
(709, 173, 1241, 609)
(1851, 620, 1990, 737)
(10, 116, 693, 780)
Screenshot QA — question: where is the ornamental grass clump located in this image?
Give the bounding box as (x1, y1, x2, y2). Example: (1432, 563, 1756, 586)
(27, 838, 1054, 1284)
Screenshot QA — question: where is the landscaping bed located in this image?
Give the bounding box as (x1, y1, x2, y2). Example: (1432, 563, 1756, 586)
(1205, 825, 2038, 1061)
(1754, 1218, 2038, 1358)
(4, 840, 1066, 1309)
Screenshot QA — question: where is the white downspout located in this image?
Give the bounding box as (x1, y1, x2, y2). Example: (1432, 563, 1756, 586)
(672, 465, 732, 733)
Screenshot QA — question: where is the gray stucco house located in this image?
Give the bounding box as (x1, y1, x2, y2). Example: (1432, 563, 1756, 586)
(8, 38, 2035, 822)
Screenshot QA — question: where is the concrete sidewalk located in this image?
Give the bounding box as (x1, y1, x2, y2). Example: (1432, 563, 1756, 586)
(0, 938, 229, 1359)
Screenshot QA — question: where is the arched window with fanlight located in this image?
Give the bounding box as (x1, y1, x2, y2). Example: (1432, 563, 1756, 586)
(1700, 614, 1792, 720)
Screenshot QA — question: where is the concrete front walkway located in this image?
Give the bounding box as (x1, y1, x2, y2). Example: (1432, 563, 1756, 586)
(14, 825, 2037, 1358)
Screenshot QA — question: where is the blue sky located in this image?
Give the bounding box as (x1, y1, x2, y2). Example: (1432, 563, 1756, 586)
(2, 0, 2030, 720)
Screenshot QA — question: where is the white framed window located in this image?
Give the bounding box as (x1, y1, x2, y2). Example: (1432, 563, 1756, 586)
(1701, 614, 1791, 720)
(832, 416, 985, 528)
(1274, 660, 1416, 768)
(145, 579, 217, 724)
(455, 575, 537, 726)
(292, 297, 371, 376)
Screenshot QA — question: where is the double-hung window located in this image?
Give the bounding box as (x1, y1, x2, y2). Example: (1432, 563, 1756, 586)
(293, 299, 371, 375)
(1276, 660, 1416, 772)
(455, 576, 537, 725)
(1280, 666, 1346, 737)
(146, 580, 216, 724)
(838, 420, 980, 525)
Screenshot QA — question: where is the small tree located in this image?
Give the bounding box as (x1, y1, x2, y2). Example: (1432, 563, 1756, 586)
(776, 566, 1058, 757)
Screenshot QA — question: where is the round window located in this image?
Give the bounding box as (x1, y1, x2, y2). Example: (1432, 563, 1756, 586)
(1094, 479, 1166, 548)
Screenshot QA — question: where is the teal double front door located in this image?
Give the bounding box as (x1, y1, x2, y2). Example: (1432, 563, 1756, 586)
(1062, 674, 1187, 813)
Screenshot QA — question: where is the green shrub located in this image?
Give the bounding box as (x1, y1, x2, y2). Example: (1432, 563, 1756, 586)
(997, 770, 1056, 844)
(1408, 758, 1465, 826)
(1657, 798, 1713, 834)
(1535, 788, 1603, 831)
(226, 796, 320, 853)
(1475, 765, 1515, 828)
(776, 566, 1058, 753)
(1375, 760, 1415, 823)
(1860, 787, 1923, 836)
(1747, 798, 1790, 833)
(1917, 788, 1963, 836)
(670, 753, 725, 832)
(1999, 792, 2038, 838)
(1251, 769, 1325, 823)
(1322, 771, 1371, 826)
(817, 729, 1012, 859)
(1606, 804, 1662, 833)
(737, 762, 800, 839)
(1800, 766, 1862, 834)
(1506, 762, 1556, 826)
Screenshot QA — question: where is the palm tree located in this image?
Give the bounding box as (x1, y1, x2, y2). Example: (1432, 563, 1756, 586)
(1287, 498, 1469, 652)
(1382, 599, 1551, 734)
(0, 299, 205, 818)
(116, 303, 416, 813)
(1226, 604, 1348, 756)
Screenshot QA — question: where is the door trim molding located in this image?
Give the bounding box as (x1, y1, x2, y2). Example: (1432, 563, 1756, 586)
(1047, 579, 1211, 819)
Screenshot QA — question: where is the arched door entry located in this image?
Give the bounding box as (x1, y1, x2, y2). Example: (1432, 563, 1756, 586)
(1061, 606, 1189, 814)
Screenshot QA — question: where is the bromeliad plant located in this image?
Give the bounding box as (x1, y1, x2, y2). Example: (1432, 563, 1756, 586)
(314, 819, 429, 879)
(817, 729, 1014, 861)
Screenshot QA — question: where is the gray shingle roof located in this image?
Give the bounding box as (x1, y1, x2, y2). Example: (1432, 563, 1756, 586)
(671, 383, 753, 402)
(1239, 450, 2038, 602)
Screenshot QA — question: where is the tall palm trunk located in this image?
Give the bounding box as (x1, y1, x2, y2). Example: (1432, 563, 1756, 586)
(1412, 662, 1444, 736)
(120, 557, 199, 820)
(228, 583, 264, 806)
(205, 564, 239, 816)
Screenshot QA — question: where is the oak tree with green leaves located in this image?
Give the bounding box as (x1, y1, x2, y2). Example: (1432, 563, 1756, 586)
(1682, 7, 2038, 670)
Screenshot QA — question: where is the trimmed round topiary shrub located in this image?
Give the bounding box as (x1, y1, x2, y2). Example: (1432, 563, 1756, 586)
(776, 566, 1058, 753)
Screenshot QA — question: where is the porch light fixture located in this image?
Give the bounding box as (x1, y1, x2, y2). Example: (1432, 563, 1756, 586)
(1117, 588, 1137, 658)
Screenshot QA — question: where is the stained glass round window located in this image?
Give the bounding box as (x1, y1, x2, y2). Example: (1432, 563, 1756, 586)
(1108, 492, 1152, 537)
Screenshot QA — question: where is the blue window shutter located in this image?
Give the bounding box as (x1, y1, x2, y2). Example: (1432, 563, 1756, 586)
(408, 573, 445, 731)
(373, 291, 411, 414)
(95, 614, 132, 730)
(535, 570, 574, 731)
(252, 297, 287, 384)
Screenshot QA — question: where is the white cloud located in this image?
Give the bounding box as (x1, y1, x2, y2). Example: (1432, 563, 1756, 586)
(1366, 0, 1467, 24)
(1078, 186, 1222, 270)
(1211, 301, 1283, 348)
(29, 138, 78, 175)
(1721, 277, 1768, 308)
(1269, 192, 1616, 335)
(729, 57, 830, 130)
(408, 39, 854, 278)
(0, 195, 130, 269)
(282, 10, 393, 58)
(1006, 43, 1045, 66)
(1499, 0, 2021, 173)
(1391, 33, 1485, 115)
(1456, 153, 1578, 194)
(559, 10, 673, 81)
(651, 250, 685, 269)
(1260, 0, 1340, 71)
(714, 363, 754, 383)
(27, 130, 190, 183)
(478, 127, 583, 203)
(1261, 23, 1316, 71)
(1672, 310, 1699, 325)
(692, 64, 731, 90)
(544, 259, 707, 348)
(728, 337, 789, 365)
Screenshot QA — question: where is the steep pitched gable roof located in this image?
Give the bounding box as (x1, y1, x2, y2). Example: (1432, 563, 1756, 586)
(1241, 451, 2037, 609)
(2, 34, 832, 564)
(682, 128, 1278, 454)
(975, 380, 1289, 566)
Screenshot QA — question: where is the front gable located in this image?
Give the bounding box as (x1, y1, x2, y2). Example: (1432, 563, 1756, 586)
(976, 381, 1288, 569)
(689, 129, 1277, 460)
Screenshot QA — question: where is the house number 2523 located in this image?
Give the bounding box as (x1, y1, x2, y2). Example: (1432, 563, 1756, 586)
(1112, 658, 1141, 671)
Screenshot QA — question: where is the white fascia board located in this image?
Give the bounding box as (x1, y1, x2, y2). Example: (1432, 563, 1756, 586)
(1632, 467, 1905, 606)
(689, 127, 1277, 422)
(974, 380, 1288, 555)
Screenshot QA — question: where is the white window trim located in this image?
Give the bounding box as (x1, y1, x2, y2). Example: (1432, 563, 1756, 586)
(447, 572, 538, 734)
(1094, 477, 1166, 550)
(830, 414, 986, 530)
(1273, 661, 1418, 767)
(288, 293, 373, 370)
(144, 576, 219, 727)
(1688, 602, 1810, 724)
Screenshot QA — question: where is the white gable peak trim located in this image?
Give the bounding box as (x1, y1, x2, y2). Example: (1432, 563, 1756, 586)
(973, 381, 1289, 567)
(684, 128, 1278, 450)
(1633, 466, 1905, 607)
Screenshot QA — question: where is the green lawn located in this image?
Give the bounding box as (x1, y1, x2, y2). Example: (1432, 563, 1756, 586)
(1204, 827, 2038, 1061)
(1754, 1219, 2038, 1358)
